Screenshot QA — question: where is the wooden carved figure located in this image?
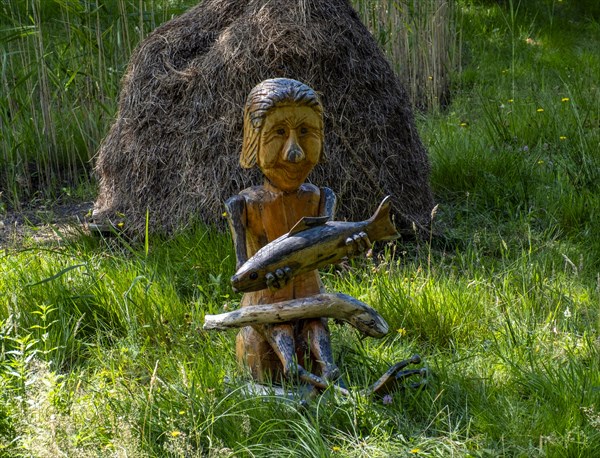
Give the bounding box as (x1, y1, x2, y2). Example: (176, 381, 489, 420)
(213, 78, 426, 396)
(224, 78, 372, 392)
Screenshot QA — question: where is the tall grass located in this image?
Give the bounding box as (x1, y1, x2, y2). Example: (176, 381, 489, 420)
(0, 0, 190, 208)
(351, 0, 459, 111)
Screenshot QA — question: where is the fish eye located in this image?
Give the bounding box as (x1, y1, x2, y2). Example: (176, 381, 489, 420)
(250, 272, 259, 280)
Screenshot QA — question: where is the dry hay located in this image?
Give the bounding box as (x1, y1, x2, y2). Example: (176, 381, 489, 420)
(93, 0, 435, 237)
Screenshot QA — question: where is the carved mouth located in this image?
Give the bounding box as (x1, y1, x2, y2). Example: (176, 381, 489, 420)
(279, 165, 311, 182)
(263, 164, 314, 192)
(230, 274, 242, 290)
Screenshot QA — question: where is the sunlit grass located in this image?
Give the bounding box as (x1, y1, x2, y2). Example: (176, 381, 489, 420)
(2, 217, 599, 456)
(1, 0, 600, 456)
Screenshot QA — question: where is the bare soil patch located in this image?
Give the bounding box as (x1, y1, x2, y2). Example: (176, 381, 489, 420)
(0, 201, 93, 248)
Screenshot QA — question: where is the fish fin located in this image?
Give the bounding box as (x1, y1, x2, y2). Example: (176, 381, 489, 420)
(288, 215, 330, 236)
(368, 196, 400, 241)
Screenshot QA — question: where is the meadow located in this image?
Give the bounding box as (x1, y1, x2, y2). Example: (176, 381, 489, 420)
(1, 0, 600, 456)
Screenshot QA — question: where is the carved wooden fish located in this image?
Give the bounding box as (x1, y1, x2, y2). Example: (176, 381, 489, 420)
(231, 196, 399, 293)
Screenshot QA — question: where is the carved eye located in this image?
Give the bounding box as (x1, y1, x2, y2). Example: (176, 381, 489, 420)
(276, 128, 286, 136)
(300, 127, 308, 135)
(250, 272, 259, 280)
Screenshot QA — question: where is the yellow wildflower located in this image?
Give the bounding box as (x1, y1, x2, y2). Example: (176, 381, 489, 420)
(410, 448, 422, 454)
(332, 446, 341, 452)
(561, 97, 570, 102)
(170, 430, 182, 438)
(508, 99, 514, 103)
(537, 108, 544, 113)
(560, 136, 567, 140)
(397, 328, 407, 336)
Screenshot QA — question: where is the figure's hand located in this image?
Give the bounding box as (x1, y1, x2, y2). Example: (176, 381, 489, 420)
(345, 231, 371, 257)
(265, 266, 293, 291)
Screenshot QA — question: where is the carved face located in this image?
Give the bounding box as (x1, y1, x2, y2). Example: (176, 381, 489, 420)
(257, 105, 323, 193)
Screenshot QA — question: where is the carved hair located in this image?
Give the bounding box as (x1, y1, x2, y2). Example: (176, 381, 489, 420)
(240, 78, 324, 169)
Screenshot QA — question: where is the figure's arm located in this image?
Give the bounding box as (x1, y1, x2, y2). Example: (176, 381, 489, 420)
(226, 195, 290, 291)
(318, 187, 337, 220)
(224, 195, 248, 270)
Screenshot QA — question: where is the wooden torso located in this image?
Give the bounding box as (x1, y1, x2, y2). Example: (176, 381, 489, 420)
(239, 183, 324, 306)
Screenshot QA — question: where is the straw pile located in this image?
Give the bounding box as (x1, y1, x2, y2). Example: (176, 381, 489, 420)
(93, 0, 435, 237)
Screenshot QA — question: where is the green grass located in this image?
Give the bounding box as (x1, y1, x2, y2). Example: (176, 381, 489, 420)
(2, 230, 598, 456)
(2, 0, 600, 456)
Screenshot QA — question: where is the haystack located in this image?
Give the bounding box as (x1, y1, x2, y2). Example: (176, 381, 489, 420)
(92, 0, 435, 237)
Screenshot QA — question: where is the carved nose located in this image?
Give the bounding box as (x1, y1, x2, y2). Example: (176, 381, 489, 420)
(285, 142, 305, 163)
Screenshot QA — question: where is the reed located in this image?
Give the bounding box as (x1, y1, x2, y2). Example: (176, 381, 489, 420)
(0, 0, 190, 208)
(351, 0, 459, 111)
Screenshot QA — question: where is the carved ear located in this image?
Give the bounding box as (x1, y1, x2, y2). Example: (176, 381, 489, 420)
(240, 109, 259, 169)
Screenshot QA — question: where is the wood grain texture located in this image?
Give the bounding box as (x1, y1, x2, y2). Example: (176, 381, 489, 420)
(204, 292, 389, 337)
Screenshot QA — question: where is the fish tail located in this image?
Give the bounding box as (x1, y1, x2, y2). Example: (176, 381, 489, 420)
(368, 196, 399, 241)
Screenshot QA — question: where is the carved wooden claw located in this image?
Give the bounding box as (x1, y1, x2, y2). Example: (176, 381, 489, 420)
(265, 266, 293, 291)
(364, 354, 426, 396)
(345, 231, 371, 257)
(287, 363, 349, 397)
